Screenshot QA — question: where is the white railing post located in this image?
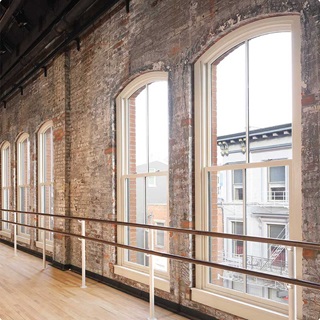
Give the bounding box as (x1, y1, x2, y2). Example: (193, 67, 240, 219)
(148, 215, 156, 320)
(43, 215, 47, 269)
(13, 212, 17, 256)
(79, 220, 87, 288)
(287, 246, 295, 320)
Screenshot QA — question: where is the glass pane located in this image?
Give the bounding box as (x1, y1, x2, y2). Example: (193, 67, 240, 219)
(18, 138, 29, 186)
(147, 175, 168, 272)
(233, 169, 242, 184)
(2, 146, 10, 187)
(270, 166, 285, 183)
(125, 177, 148, 266)
(40, 185, 54, 241)
(208, 170, 244, 292)
(269, 224, 286, 239)
(248, 33, 292, 160)
(19, 186, 29, 234)
(213, 43, 246, 166)
(245, 166, 289, 303)
(148, 81, 168, 169)
(20, 142, 25, 184)
(249, 33, 291, 129)
(2, 188, 10, 230)
(247, 258, 288, 304)
(129, 87, 148, 174)
(41, 127, 53, 183)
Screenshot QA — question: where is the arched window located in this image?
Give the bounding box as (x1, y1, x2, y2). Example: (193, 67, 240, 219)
(38, 121, 54, 247)
(115, 72, 170, 291)
(194, 16, 301, 318)
(17, 133, 30, 239)
(1, 141, 11, 233)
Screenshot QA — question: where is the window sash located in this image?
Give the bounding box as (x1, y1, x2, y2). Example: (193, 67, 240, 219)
(116, 73, 169, 279)
(38, 123, 54, 243)
(1, 144, 10, 231)
(17, 136, 30, 237)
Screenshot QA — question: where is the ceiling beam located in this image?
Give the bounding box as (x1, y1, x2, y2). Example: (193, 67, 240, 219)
(0, 0, 24, 33)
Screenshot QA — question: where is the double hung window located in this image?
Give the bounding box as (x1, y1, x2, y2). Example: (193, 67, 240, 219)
(116, 72, 169, 284)
(1, 142, 11, 233)
(17, 134, 30, 238)
(38, 122, 54, 245)
(194, 17, 301, 318)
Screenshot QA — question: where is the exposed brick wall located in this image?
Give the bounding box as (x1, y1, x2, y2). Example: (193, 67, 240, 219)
(0, 53, 71, 262)
(1, 0, 320, 319)
(300, 2, 320, 317)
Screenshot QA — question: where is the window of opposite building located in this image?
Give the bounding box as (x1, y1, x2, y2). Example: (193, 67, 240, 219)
(233, 169, 243, 201)
(1, 141, 11, 234)
(194, 16, 301, 319)
(231, 221, 243, 256)
(268, 224, 287, 269)
(37, 121, 54, 250)
(268, 166, 286, 201)
(115, 72, 170, 291)
(17, 133, 31, 240)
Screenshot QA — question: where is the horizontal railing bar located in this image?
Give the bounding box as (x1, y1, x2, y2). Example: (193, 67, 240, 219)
(1, 209, 319, 250)
(1, 218, 320, 292)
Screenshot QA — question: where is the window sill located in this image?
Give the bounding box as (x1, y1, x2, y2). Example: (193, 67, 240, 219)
(191, 288, 290, 320)
(17, 235, 31, 244)
(35, 240, 53, 252)
(0, 230, 11, 238)
(114, 265, 170, 293)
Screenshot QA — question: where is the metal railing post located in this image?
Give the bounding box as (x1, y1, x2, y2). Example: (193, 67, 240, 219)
(148, 215, 156, 320)
(13, 212, 17, 256)
(287, 246, 295, 320)
(43, 215, 47, 269)
(79, 220, 87, 288)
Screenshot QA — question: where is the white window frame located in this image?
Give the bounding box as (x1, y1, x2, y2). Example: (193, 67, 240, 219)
(36, 121, 54, 251)
(193, 16, 302, 319)
(17, 133, 31, 242)
(1, 141, 11, 236)
(115, 72, 170, 292)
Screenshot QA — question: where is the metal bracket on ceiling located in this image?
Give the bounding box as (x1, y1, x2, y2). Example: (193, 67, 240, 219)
(125, 0, 130, 13)
(42, 66, 47, 77)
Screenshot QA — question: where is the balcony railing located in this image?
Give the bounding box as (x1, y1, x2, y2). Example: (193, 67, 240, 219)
(268, 190, 289, 202)
(219, 251, 288, 275)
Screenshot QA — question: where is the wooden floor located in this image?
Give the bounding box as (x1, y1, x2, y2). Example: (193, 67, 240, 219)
(0, 244, 189, 320)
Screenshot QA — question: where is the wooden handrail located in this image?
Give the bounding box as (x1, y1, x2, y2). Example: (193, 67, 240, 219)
(1, 217, 320, 291)
(1, 207, 320, 295)
(1, 208, 319, 249)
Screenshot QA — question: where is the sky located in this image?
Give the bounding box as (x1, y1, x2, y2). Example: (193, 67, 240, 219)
(217, 32, 292, 136)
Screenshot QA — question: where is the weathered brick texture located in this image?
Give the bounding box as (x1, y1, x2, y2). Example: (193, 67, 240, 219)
(1, 0, 320, 319)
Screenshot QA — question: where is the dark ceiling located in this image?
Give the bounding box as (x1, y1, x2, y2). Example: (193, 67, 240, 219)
(0, 0, 126, 103)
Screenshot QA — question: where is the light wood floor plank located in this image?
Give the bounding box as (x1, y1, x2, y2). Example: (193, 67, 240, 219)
(0, 244, 189, 320)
